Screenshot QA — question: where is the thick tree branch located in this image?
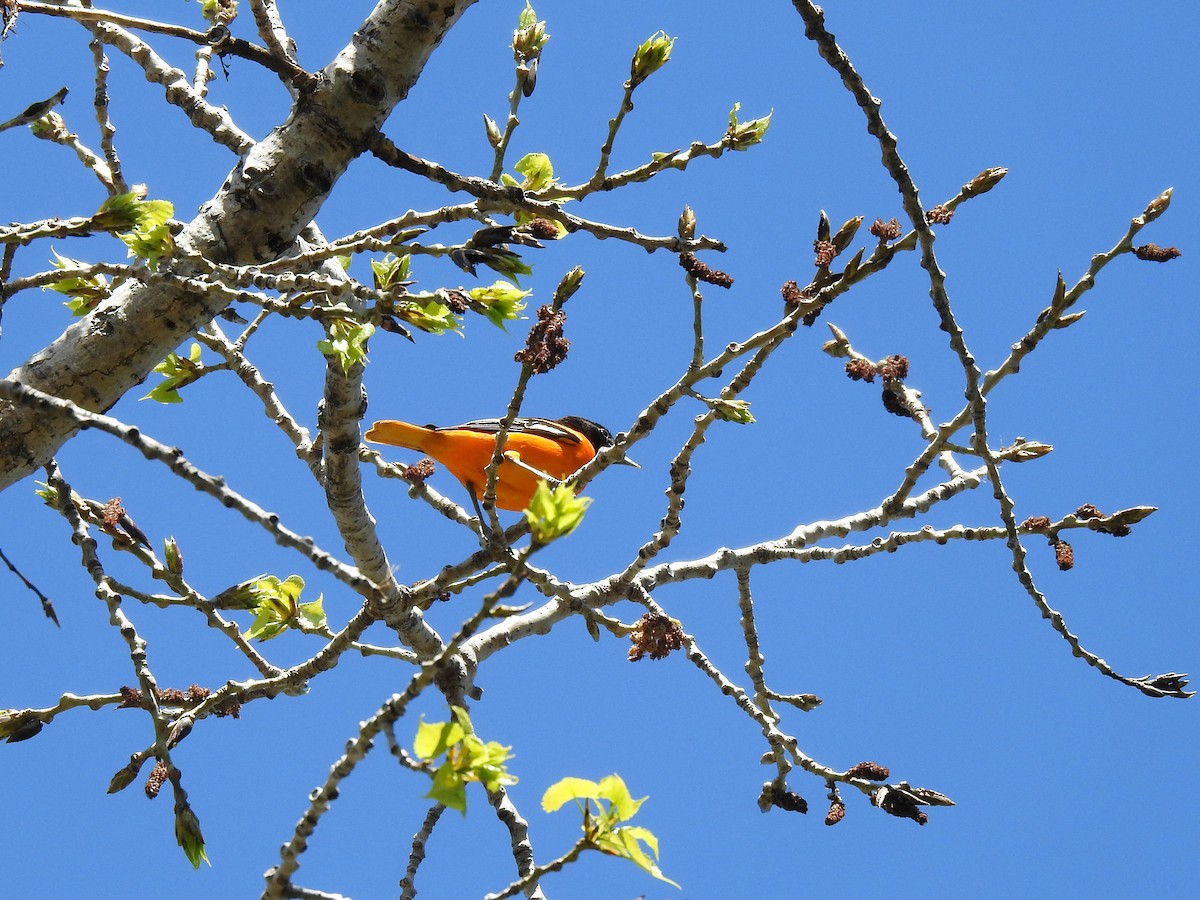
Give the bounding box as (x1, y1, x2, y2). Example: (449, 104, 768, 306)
(0, 0, 478, 491)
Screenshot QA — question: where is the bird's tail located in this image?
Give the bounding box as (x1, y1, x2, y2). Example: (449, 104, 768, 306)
(364, 420, 432, 452)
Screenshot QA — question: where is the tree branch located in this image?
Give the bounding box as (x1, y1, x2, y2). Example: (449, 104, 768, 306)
(0, 0, 478, 492)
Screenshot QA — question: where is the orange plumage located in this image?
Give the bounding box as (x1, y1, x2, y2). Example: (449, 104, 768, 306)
(365, 416, 621, 511)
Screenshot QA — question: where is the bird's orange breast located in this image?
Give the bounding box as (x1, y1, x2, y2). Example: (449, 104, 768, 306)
(365, 420, 596, 510)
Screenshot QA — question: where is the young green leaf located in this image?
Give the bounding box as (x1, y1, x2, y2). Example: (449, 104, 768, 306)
(396, 299, 462, 335)
(174, 806, 210, 869)
(524, 481, 592, 544)
(427, 761, 469, 813)
(511, 152, 556, 192)
(595, 773, 645, 821)
(512, 1, 549, 62)
(92, 187, 173, 233)
(317, 318, 375, 372)
(142, 343, 204, 404)
(240, 574, 324, 642)
(711, 399, 755, 424)
(726, 102, 772, 150)
(118, 222, 175, 268)
(414, 718, 466, 761)
(411, 707, 516, 815)
(46, 248, 110, 315)
(542, 774, 678, 888)
(371, 253, 411, 291)
(467, 281, 530, 330)
(33, 480, 59, 507)
(542, 776, 602, 812)
(630, 31, 676, 87)
(601, 825, 679, 888)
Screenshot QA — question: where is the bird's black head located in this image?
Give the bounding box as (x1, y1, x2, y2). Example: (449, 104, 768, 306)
(556, 416, 614, 451)
(556, 416, 639, 467)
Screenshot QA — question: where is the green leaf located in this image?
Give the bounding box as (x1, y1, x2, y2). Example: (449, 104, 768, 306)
(412, 708, 515, 815)
(199, 0, 235, 25)
(33, 481, 59, 506)
(397, 299, 462, 335)
(317, 318, 375, 372)
(605, 825, 679, 888)
(142, 343, 204, 403)
(242, 608, 287, 642)
(467, 737, 517, 793)
(371, 253, 411, 290)
(727, 103, 772, 150)
(134, 199, 173, 229)
(543, 774, 678, 888)
(92, 188, 173, 232)
(467, 281, 530, 330)
(542, 776, 602, 812)
(275, 574, 305, 605)
(239, 574, 315, 641)
(595, 773, 645, 821)
(712, 398, 755, 424)
(94, 189, 176, 268)
(460, 733, 487, 765)
(119, 222, 175, 268)
(298, 597, 326, 630)
(427, 761, 469, 813)
(523, 481, 592, 545)
(143, 382, 184, 405)
(618, 824, 659, 858)
(511, 152, 555, 192)
(174, 807, 211, 869)
(46, 248, 110, 315)
(414, 718, 466, 762)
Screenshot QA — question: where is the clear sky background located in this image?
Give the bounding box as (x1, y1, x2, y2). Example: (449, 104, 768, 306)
(1, 2, 1196, 898)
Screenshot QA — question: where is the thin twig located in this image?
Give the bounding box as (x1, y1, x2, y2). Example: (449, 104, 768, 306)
(0, 545, 59, 625)
(0, 380, 373, 596)
(20, 2, 312, 87)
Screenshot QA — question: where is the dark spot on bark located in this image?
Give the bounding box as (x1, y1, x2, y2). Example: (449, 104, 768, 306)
(298, 161, 333, 195)
(349, 67, 387, 105)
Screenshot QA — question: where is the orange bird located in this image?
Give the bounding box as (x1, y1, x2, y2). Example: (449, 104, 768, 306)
(365, 415, 636, 511)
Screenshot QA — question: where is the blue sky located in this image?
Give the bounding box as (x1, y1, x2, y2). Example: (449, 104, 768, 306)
(1, 2, 1196, 897)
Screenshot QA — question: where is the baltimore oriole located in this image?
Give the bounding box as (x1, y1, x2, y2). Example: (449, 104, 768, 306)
(365, 415, 636, 511)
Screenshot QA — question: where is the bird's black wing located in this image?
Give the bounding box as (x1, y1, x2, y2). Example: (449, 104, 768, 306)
(441, 417, 584, 444)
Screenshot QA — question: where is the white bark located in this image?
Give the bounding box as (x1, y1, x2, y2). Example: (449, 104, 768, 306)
(0, 0, 477, 490)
